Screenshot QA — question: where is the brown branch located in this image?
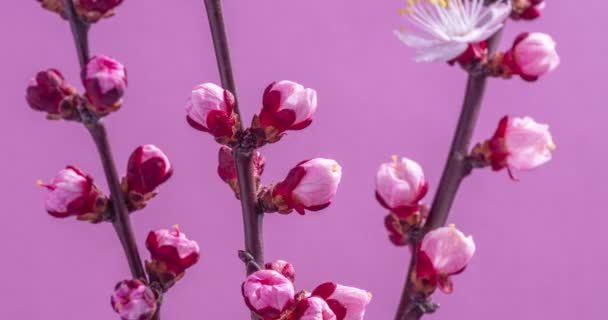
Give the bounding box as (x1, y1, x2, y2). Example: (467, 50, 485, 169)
(87, 122, 147, 279)
(204, 2, 263, 319)
(64, 0, 146, 280)
(204, 0, 242, 130)
(394, 30, 505, 320)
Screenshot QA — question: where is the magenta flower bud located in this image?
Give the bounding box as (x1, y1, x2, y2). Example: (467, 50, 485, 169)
(26, 69, 78, 119)
(186, 83, 237, 143)
(242, 270, 295, 319)
(292, 297, 337, 320)
(217, 146, 265, 193)
(111, 279, 158, 320)
(478, 116, 555, 178)
(75, 0, 123, 22)
(257, 80, 318, 143)
(84, 55, 127, 113)
(126, 145, 173, 196)
(415, 225, 476, 294)
(312, 283, 371, 320)
(145, 226, 200, 276)
(40, 166, 104, 219)
(265, 260, 296, 283)
(272, 158, 342, 215)
(375, 157, 428, 218)
(504, 32, 559, 81)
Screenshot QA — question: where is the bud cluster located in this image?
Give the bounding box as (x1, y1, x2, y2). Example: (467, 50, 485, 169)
(439, 3, 560, 82)
(39, 144, 173, 221)
(187, 80, 343, 216)
(27, 56, 128, 120)
(242, 260, 371, 320)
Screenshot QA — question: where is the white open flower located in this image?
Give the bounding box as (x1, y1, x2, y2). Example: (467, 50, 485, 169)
(394, 0, 511, 62)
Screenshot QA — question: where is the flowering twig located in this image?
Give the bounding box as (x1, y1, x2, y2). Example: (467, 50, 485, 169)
(394, 29, 504, 320)
(204, 0, 265, 278)
(64, 0, 146, 280)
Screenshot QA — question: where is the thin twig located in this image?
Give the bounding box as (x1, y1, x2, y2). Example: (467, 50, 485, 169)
(204, 0, 264, 275)
(87, 122, 147, 279)
(204, 3, 263, 319)
(394, 30, 504, 320)
(64, 0, 146, 280)
(203, 0, 242, 129)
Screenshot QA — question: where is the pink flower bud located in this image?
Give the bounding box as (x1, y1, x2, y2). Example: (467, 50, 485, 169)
(504, 32, 559, 81)
(511, 0, 545, 21)
(272, 158, 342, 215)
(40, 166, 104, 218)
(242, 270, 295, 319)
(84, 55, 127, 113)
(145, 226, 200, 275)
(75, 0, 123, 22)
(292, 297, 337, 320)
(265, 260, 296, 283)
(257, 80, 317, 142)
(111, 279, 158, 320)
(415, 225, 476, 294)
(126, 145, 173, 196)
(217, 146, 265, 189)
(483, 116, 555, 177)
(26, 69, 78, 118)
(186, 83, 237, 142)
(312, 283, 371, 320)
(376, 157, 428, 218)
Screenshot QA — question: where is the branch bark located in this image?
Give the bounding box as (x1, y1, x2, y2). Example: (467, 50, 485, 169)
(394, 30, 504, 320)
(64, 0, 146, 280)
(204, 2, 263, 319)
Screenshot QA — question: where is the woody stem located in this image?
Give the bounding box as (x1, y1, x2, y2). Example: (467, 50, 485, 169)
(394, 29, 505, 320)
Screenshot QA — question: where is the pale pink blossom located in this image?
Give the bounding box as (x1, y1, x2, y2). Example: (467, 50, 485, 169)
(312, 283, 371, 320)
(272, 158, 342, 215)
(376, 157, 428, 217)
(293, 297, 337, 320)
(145, 226, 200, 275)
(485, 116, 555, 175)
(111, 279, 157, 320)
(505, 32, 559, 81)
(265, 260, 296, 283)
(258, 80, 318, 137)
(186, 83, 236, 140)
(416, 225, 475, 293)
(503, 116, 555, 170)
(242, 270, 295, 319)
(394, 0, 511, 62)
(84, 55, 127, 112)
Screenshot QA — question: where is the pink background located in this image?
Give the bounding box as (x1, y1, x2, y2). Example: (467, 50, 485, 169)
(1, 1, 605, 319)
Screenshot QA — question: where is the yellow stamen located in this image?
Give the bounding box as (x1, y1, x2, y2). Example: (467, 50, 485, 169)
(448, 223, 456, 229)
(548, 142, 557, 150)
(36, 180, 43, 186)
(391, 155, 398, 163)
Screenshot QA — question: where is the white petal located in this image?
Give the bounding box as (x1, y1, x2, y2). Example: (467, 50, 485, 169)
(393, 30, 440, 49)
(415, 42, 468, 62)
